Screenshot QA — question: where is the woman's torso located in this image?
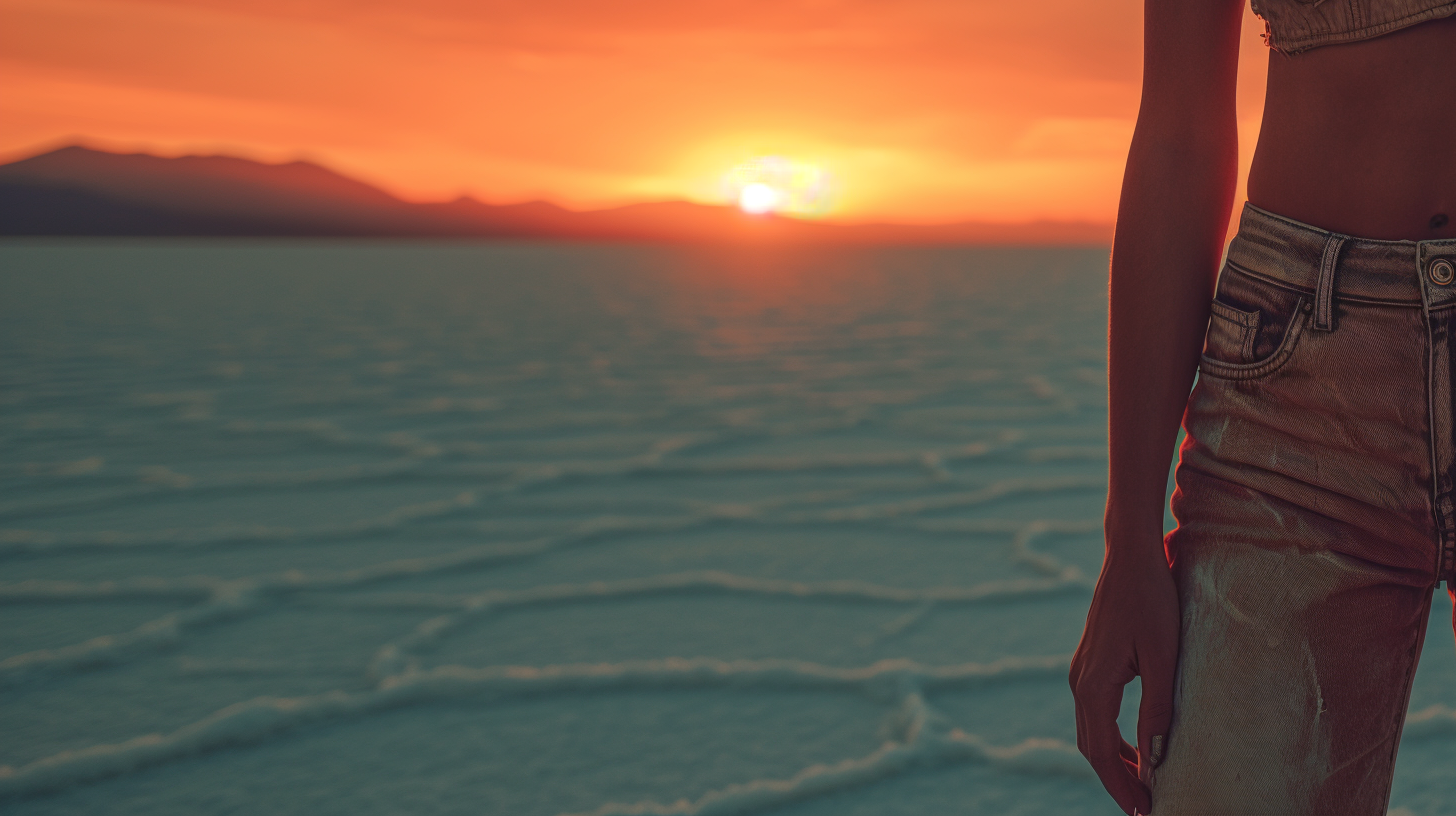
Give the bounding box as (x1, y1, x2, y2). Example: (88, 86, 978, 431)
(1246, 12, 1456, 241)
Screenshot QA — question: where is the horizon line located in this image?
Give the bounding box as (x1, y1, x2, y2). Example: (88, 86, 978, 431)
(0, 139, 1116, 233)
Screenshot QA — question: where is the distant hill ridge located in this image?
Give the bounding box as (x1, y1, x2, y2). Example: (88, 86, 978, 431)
(0, 145, 1113, 244)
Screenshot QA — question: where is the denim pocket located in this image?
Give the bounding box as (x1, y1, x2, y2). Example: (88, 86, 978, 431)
(1197, 266, 1312, 381)
(1203, 300, 1259, 364)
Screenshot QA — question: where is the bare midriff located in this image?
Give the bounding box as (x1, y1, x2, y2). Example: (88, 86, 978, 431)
(1246, 13, 1456, 241)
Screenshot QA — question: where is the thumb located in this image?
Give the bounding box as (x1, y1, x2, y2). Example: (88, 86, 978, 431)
(1136, 655, 1176, 783)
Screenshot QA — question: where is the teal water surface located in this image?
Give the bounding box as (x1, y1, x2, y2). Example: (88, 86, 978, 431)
(1, 241, 1452, 815)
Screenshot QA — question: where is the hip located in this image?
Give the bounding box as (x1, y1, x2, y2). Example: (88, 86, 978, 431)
(1175, 203, 1456, 576)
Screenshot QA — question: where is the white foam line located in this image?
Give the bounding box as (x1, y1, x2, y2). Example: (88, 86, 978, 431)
(905, 517, 1099, 581)
(1400, 704, 1456, 739)
(223, 419, 442, 457)
(0, 516, 716, 682)
(305, 591, 469, 611)
(489, 445, 975, 482)
(0, 476, 851, 556)
(859, 601, 937, 646)
(0, 588, 255, 685)
(176, 657, 361, 678)
(475, 570, 1084, 609)
(430, 433, 717, 469)
(1026, 446, 1107, 462)
(0, 427, 1028, 538)
(565, 734, 1089, 816)
(787, 477, 1106, 522)
(2, 428, 1025, 521)
(301, 514, 715, 590)
(390, 655, 1072, 699)
(1, 510, 1095, 683)
(0, 513, 1097, 610)
(367, 409, 684, 438)
(1, 458, 1099, 558)
(1322, 701, 1456, 743)
(0, 491, 481, 554)
(0, 503, 1095, 681)
(1010, 521, 1096, 580)
(0, 687, 389, 799)
(0, 657, 1072, 801)
(219, 414, 1013, 481)
(906, 518, 1100, 535)
(568, 731, 926, 816)
(0, 540, 570, 683)
(561, 692, 1089, 816)
(0, 460, 428, 522)
(414, 568, 1064, 623)
(613, 440, 1004, 477)
(485, 478, 907, 522)
(358, 567, 1089, 677)
(455, 435, 1020, 498)
(2, 519, 703, 607)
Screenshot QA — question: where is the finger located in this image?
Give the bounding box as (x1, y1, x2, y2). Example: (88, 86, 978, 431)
(1120, 739, 1140, 784)
(1074, 684, 1149, 815)
(1118, 764, 1152, 816)
(1136, 652, 1177, 780)
(1102, 752, 1151, 815)
(1119, 738, 1138, 767)
(1073, 679, 1123, 761)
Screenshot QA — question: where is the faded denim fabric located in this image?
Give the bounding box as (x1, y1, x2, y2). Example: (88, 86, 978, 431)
(1251, 0, 1456, 53)
(1150, 203, 1456, 814)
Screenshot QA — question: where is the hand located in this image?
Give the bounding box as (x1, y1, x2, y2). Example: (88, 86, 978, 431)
(1069, 539, 1180, 816)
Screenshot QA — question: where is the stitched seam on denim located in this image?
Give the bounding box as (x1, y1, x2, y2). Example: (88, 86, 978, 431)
(1335, 294, 1425, 307)
(1223, 261, 1423, 307)
(1418, 281, 1444, 581)
(1243, 202, 1343, 236)
(1315, 235, 1346, 331)
(1222, 262, 1314, 296)
(1209, 300, 1259, 327)
(1380, 593, 1433, 815)
(1197, 300, 1310, 381)
(1208, 301, 1260, 363)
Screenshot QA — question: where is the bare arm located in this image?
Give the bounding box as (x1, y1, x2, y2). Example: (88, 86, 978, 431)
(1069, 0, 1244, 811)
(1111, 0, 1243, 541)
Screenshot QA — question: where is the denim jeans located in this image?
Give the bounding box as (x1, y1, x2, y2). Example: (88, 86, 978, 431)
(1149, 203, 1456, 814)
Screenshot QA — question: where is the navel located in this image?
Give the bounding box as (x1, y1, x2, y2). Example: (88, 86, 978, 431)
(1431, 213, 1449, 231)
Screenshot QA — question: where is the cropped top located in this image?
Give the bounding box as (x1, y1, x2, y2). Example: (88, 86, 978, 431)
(1253, 0, 1456, 52)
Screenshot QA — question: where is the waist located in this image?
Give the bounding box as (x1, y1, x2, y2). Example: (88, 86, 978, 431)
(1228, 204, 1456, 306)
(1245, 14, 1456, 240)
(1246, 147, 1456, 241)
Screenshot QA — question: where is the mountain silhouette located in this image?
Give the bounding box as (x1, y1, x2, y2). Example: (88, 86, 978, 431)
(0, 145, 1112, 244)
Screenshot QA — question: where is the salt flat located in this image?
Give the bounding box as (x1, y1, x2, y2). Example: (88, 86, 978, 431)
(1, 241, 1451, 815)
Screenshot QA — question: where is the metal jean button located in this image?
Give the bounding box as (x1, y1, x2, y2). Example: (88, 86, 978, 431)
(1431, 258, 1455, 286)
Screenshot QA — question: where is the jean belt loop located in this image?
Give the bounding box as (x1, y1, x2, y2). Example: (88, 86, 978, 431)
(1314, 234, 1348, 332)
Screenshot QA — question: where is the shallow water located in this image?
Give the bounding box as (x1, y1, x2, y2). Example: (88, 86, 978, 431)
(1, 241, 1452, 815)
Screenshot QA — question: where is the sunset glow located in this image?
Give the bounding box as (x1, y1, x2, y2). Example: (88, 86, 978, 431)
(725, 157, 834, 217)
(0, 0, 1273, 224)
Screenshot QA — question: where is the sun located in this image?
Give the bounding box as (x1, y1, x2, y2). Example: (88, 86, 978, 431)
(738, 182, 780, 214)
(723, 157, 835, 217)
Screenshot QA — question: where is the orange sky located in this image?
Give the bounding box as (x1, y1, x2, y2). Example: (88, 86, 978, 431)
(1, 0, 1271, 224)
